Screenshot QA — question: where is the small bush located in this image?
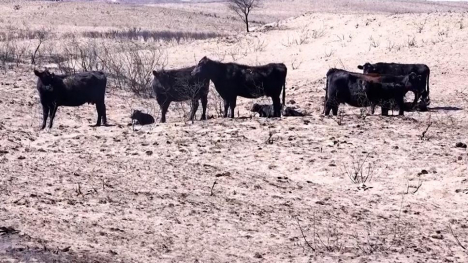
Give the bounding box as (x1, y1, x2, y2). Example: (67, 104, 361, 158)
(342, 153, 374, 184)
(407, 35, 416, 47)
(101, 40, 168, 97)
(369, 35, 380, 49)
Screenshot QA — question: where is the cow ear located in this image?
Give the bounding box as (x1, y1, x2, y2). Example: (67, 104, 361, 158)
(152, 70, 158, 76)
(34, 70, 41, 77)
(357, 65, 364, 70)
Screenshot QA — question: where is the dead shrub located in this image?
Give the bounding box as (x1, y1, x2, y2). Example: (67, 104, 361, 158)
(81, 28, 222, 44)
(324, 48, 334, 58)
(407, 35, 416, 47)
(291, 56, 303, 70)
(101, 41, 168, 97)
(342, 153, 374, 185)
(368, 35, 380, 50)
(416, 18, 427, 33)
(295, 212, 347, 253)
(0, 38, 19, 66)
(44, 36, 168, 97)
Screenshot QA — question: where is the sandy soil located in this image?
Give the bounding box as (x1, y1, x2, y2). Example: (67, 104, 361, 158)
(1, 1, 468, 262)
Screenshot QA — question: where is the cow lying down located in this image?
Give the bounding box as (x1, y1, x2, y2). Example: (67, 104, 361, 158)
(130, 110, 155, 125)
(251, 103, 306, 117)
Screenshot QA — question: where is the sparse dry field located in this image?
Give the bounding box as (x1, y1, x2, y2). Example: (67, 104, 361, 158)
(1, 0, 468, 262)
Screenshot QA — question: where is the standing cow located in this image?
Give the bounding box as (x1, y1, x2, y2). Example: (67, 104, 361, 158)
(324, 68, 422, 116)
(357, 62, 430, 110)
(191, 56, 287, 118)
(34, 69, 107, 129)
(152, 66, 210, 123)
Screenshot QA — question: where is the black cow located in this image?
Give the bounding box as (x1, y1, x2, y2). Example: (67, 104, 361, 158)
(324, 68, 422, 116)
(34, 69, 107, 129)
(152, 66, 209, 123)
(251, 103, 305, 117)
(357, 62, 430, 110)
(191, 57, 287, 118)
(130, 110, 155, 125)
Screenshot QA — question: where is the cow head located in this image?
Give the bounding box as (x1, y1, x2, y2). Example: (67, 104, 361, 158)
(152, 70, 168, 80)
(191, 56, 211, 77)
(131, 110, 142, 119)
(152, 69, 167, 88)
(357, 63, 377, 73)
(34, 69, 56, 91)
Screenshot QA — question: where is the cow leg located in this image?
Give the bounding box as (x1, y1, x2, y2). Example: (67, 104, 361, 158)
(101, 103, 107, 126)
(160, 101, 171, 123)
(272, 96, 281, 117)
(418, 92, 429, 111)
(200, 95, 208, 120)
(190, 100, 199, 121)
(332, 106, 338, 116)
(41, 105, 49, 130)
(48, 104, 58, 129)
(95, 102, 107, 126)
(223, 99, 229, 118)
(371, 104, 376, 114)
(397, 98, 405, 115)
(324, 100, 332, 116)
(95, 103, 102, 126)
(381, 107, 389, 116)
(229, 98, 237, 118)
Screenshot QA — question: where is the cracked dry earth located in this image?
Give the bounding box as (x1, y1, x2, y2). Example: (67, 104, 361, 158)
(1, 10, 468, 263)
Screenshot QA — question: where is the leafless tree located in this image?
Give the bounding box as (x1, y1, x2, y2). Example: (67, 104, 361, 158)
(227, 0, 261, 33)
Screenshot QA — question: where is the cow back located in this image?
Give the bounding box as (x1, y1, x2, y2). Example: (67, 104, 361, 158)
(153, 66, 209, 102)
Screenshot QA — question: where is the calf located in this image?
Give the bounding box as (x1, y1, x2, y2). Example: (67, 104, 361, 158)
(191, 56, 287, 118)
(251, 103, 275, 117)
(357, 62, 430, 109)
(34, 69, 107, 129)
(251, 103, 305, 117)
(130, 110, 155, 125)
(152, 66, 209, 123)
(324, 69, 421, 116)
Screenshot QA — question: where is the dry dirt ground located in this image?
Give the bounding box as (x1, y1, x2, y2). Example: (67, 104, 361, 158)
(1, 1, 468, 262)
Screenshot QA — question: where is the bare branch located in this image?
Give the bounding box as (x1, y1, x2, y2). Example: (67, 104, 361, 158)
(449, 223, 467, 250)
(295, 216, 315, 252)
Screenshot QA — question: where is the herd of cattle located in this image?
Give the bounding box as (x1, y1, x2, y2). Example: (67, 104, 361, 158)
(33, 56, 431, 129)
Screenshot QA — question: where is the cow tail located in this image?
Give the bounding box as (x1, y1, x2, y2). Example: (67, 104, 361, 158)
(282, 80, 286, 109)
(426, 69, 430, 104)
